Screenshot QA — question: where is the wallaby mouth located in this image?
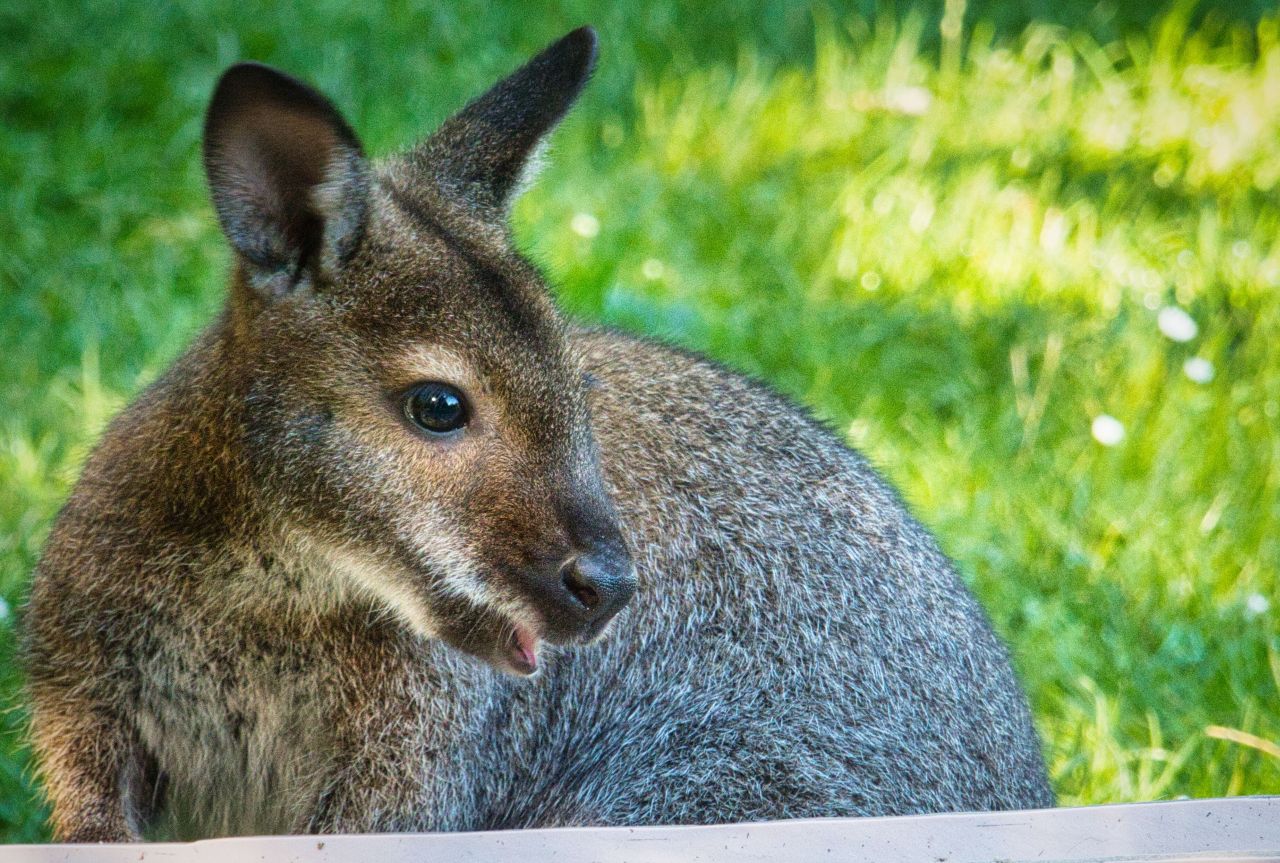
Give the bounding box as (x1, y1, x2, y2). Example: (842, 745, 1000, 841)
(492, 567, 634, 677)
(488, 551, 636, 677)
(503, 622, 541, 676)
(493, 604, 629, 677)
(410, 526, 636, 677)
(389, 542, 634, 678)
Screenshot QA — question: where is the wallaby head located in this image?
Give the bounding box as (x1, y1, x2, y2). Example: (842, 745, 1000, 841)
(200, 27, 633, 676)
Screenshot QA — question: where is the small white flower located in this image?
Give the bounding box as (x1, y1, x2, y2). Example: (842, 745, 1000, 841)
(883, 85, 932, 116)
(909, 201, 934, 234)
(1157, 306, 1198, 342)
(641, 258, 665, 280)
(860, 271, 882, 291)
(1183, 357, 1215, 384)
(1245, 593, 1270, 618)
(1091, 414, 1125, 446)
(1039, 208, 1068, 252)
(570, 212, 600, 238)
(836, 249, 858, 279)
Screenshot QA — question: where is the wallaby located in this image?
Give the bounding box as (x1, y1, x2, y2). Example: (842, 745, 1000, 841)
(25, 27, 1053, 842)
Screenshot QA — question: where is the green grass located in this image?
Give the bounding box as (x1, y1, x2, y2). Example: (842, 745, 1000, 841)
(2, 0, 1279, 843)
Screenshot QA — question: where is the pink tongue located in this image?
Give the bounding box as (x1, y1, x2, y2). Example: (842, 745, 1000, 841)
(515, 628, 538, 671)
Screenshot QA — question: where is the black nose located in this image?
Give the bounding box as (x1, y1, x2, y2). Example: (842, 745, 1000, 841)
(550, 551, 635, 638)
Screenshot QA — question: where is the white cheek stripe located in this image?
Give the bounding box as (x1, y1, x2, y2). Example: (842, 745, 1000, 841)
(315, 542, 440, 639)
(296, 527, 542, 642)
(396, 512, 544, 632)
(436, 565, 543, 633)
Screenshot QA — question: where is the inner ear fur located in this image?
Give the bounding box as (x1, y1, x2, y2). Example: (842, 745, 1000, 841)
(203, 62, 369, 297)
(407, 26, 598, 216)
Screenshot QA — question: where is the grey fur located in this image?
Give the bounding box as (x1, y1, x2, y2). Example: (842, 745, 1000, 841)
(24, 28, 1053, 843)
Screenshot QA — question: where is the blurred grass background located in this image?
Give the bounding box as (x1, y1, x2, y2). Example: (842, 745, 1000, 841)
(2, 0, 1280, 842)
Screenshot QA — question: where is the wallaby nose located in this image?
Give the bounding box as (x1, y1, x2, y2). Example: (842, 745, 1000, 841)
(556, 551, 636, 638)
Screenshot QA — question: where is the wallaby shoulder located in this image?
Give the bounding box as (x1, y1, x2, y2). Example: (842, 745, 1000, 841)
(569, 325, 915, 548)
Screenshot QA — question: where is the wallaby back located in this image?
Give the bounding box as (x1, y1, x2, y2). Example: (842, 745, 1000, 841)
(24, 28, 1052, 842)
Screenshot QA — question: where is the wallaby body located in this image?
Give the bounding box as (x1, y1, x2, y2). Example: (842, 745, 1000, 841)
(25, 29, 1053, 842)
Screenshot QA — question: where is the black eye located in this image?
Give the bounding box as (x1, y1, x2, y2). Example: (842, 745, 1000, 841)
(403, 382, 469, 435)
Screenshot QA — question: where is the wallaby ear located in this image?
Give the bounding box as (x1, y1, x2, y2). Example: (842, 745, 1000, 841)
(203, 62, 369, 297)
(410, 26, 597, 215)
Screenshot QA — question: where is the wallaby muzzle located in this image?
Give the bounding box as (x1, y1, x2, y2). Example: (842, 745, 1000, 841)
(494, 539, 634, 677)
(500, 473, 637, 658)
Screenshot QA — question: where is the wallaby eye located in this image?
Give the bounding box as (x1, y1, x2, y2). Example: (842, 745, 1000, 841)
(403, 382, 469, 435)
